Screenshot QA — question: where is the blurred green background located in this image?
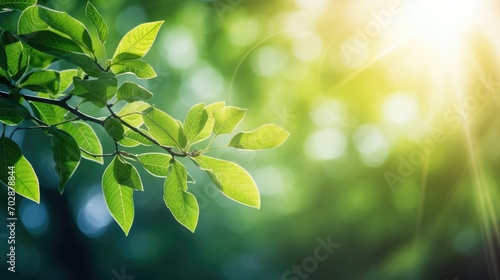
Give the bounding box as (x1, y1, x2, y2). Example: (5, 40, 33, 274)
(1, 0, 500, 279)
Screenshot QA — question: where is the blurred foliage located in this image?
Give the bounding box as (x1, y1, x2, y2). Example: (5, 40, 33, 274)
(1, 0, 500, 279)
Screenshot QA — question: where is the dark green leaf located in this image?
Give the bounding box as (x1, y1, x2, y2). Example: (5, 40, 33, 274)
(48, 127, 81, 193)
(29, 100, 66, 124)
(104, 117, 124, 140)
(17, 5, 49, 34)
(72, 72, 117, 107)
(5, 41, 29, 80)
(0, 97, 30, 125)
(0, 136, 39, 203)
(18, 69, 60, 94)
(0, 0, 36, 12)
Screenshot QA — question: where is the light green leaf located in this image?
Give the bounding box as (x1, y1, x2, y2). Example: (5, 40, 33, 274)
(55, 69, 78, 95)
(61, 121, 103, 164)
(137, 153, 171, 177)
(116, 82, 153, 102)
(0, 136, 39, 203)
(0, 0, 36, 11)
(194, 155, 260, 209)
(0, 97, 30, 125)
(85, 1, 108, 44)
(37, 6, 93, 51)
(104, 117, 124, 141)
(228, 124, 290, 150)
(18, 69, 60, 94)
(102, 156, 135, 236)
(205, 101, 225, 116)
(113, 156, 143, 191)
(48, 127, 81, 193)
(143, 108, 186, 148)
(123, 129, 155, 146)
(29, 101, 66, 125)
(213, 106, 246, 135)
(72, 72, 117, 107)
(112, 21, 164, 62)
(117, 101, 150, 126)
(164, 159, 199, 232)
(110, 60, 156, 79)
(183, 102, 209, 147)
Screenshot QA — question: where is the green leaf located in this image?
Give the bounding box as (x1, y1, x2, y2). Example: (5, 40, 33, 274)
(164, 159, 199, 232)
(18, 69, 60, 94)
(19, 31, 83, 54)
(116, 82, 153, 102)
(137, 153, 171, 177)
(143, 108, 186, 148)
(37, 6, 93, 51)
(104, 117, 124, 141)
(194, 155, 260, 209)
(183, 103, 209, 147)
(29, 101, 66, 124)
(5, 41, 29, 80)
(110, 60, 156, 79)
(85, 2, 108, 44)
(117, 101, 150, 126)
(0, 136, 39, 203)
(102, 156, 135, 236)
(0, 0, 36, 11)
(228, 124, 290, 150)
(48, 127, 81, 193)
(17, 5, 49, 34)
(72, 72, 117, 107)
(61, 121, 103, 164)
(113, 156, 143, 191)
(18, 31, 103, 77)
(213, 106, 246, 135)
(0, 97, 30, 125)
(123, 128, 154, 146)
(112, 21, 164, 62)
(55, 69, 78, 95)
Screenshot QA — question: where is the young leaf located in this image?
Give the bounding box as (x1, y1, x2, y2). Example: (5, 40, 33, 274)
(0, 97, 30, 125)
(183, 102, 208, 147)
(48, 127, 81, 193)
(0, 136, 40, 203)
(61, 121, 104, 164)
(112, 21, 164, 62)
(55, 69, 78, 95)
(18, 69, 60, 94)
(213, 106, 246, 135)
(193, 155, 260, 209)
(164, 159, 199, 232)
(0, 0, 37, 11)
(228, 124, 290, 150)
(102, 156, 135, 236)
(117, 101, 150, 126)
(110, 60, 156, 79)
(137, 153, 171, 177)
(116, 82, 153, 102)
(143, 108, 187, 148)
(85, 1, 108, 44)
(37, 6, 93, 51)
(104, 117, 124, 141)
(113, 156, 143, 191)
